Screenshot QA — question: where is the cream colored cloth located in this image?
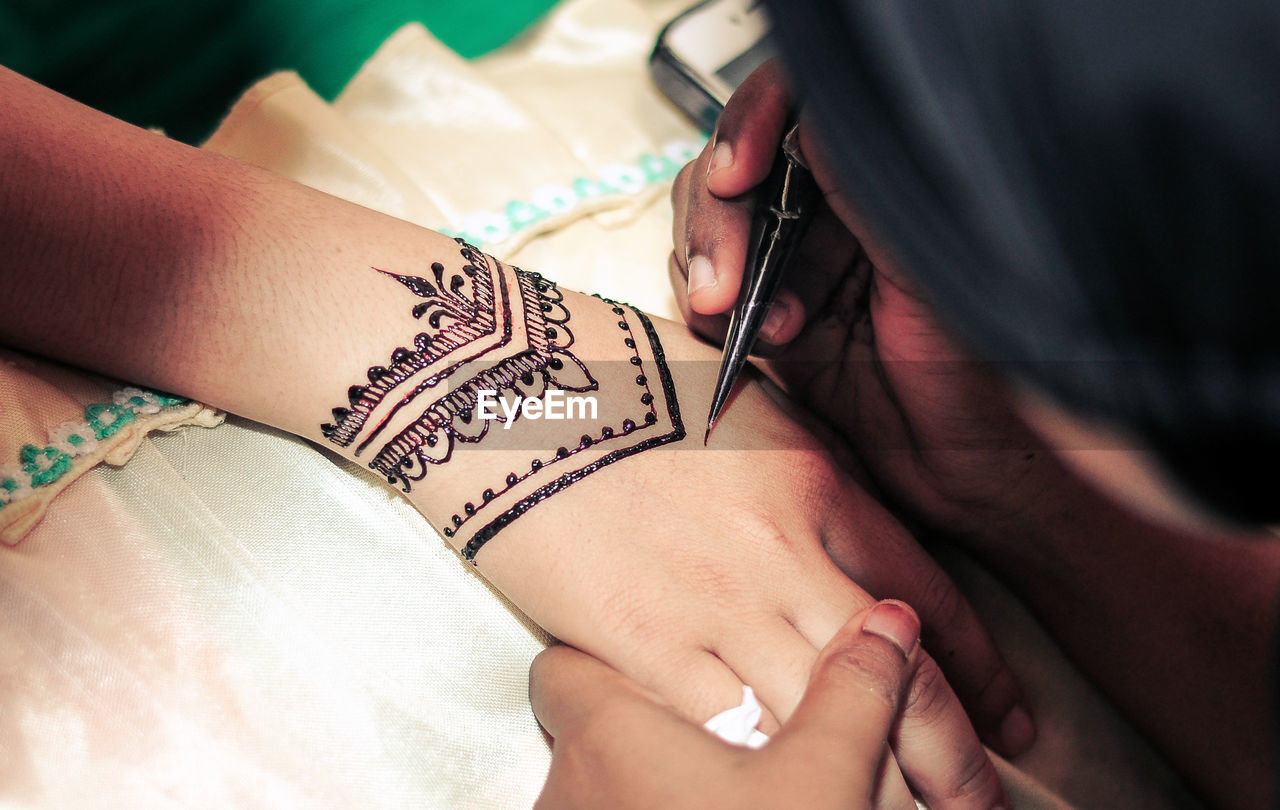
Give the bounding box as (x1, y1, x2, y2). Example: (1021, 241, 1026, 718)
(0, 349, 222, 545)
(1, 1, 1203, 807)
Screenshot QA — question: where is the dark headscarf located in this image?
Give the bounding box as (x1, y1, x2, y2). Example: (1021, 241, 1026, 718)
(764, 0, 1280, 523)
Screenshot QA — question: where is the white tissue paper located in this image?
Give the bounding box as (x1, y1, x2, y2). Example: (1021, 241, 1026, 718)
(704, 686, 770, 749)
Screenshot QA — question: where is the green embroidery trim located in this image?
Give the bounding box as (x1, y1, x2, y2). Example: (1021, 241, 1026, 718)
(21, 445, 72, 487)
(0, 387, 188, 511)
(439, 138, 707, 247)
(86, 402, 137, 440)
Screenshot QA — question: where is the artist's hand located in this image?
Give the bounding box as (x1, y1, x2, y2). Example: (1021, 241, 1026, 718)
(531, 601, 1007, 810)
(319, 247, 1012, 801)
(669, 61, 1047, 755)
(468, 304, 1013, 748)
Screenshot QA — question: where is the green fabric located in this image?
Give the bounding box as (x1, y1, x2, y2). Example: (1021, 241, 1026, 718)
(0, 0, 560, 144)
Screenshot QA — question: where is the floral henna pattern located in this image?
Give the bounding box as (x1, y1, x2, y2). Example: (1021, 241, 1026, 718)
(323, 240, 684, 561)
(321, 242, 510, 450)
(457, 303, 683, 560)
(365, 268, 598, 490)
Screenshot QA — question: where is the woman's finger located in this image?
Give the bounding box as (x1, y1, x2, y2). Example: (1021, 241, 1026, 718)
(712, 617, 819, 730)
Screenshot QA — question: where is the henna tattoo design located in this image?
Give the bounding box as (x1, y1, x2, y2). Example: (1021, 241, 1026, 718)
(322, 240, 684, 561)
(459, 304, 683, 560)
(321, 246, 507, 449)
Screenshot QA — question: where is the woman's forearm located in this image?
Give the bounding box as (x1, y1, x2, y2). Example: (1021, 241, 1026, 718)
(0, 68, 1048, 784)
(3, 64, 457, 433)
(0, 65, 690, 564)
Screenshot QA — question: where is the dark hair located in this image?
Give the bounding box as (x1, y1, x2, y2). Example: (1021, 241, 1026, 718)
(765, 0, 1280, 524)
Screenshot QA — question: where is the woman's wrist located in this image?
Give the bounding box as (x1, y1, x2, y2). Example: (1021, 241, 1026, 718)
(313, 239, 690, 561)
(0, 64, 697, 567)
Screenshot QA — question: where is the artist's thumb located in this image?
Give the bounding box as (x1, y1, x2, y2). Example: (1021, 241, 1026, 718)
(766, 600, 920, 804)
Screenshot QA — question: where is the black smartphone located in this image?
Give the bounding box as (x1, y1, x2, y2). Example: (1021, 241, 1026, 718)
(649, 0, 776, 132)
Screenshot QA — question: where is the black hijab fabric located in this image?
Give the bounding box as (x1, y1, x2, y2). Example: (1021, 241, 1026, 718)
(762, 0, 1280, 524)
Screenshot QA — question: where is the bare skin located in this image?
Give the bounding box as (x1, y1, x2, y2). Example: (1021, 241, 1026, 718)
(531, 602, 1009, 810)
(668, 61, 1280, 809)
(0, 65, 1016, 805)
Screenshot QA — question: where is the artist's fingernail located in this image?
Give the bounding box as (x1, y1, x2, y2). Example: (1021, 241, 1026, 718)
(760, 299, 790, 343)
(999, 704, 1036, 754)
(862, 600, 920, 658)
(707, 141, 733, 179)
(687, 255, 716, 296)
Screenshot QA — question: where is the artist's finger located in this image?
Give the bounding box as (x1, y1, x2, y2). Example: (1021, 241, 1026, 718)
(670, 156, 694, 255)
(668, 251, 730, 345)
(893, 654, 1009, 809)
(773, 601, 998, 810)
(764, 601, 921, 807)
(667, 252, 802, 356)
(876, 755, 924, 810)
(531, 645, 686, 741)
(670, 60, 792, 319)
(897, 564, 1032, 759)
(757, 288, 806, 346)
(819, 486, 1034, 759)
(676, 148, 752, 316)
(531, 646, 746, 809)
(705, 59, 793, 199)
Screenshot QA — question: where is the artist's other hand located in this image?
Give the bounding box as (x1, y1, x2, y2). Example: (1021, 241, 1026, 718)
(531, 601, 1007, 810)
(669, 60, 1043, 756)
(465, 301, 1027, 790)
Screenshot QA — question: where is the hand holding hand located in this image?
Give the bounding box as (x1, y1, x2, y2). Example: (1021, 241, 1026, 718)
(531, 601, 1008, 810)
(466, 306, 1021, 749)
(668, 61, 1043, 755)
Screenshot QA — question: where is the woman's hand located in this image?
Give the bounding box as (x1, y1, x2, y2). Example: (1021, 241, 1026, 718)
(448, 294, 1017, 744)
(668, 61, 1044, 755)
(269, 220, 1021, 766)
(530, 601, 1008, 810)
(299, 238, 1017, 798)
(0, 63, 1016, 795)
